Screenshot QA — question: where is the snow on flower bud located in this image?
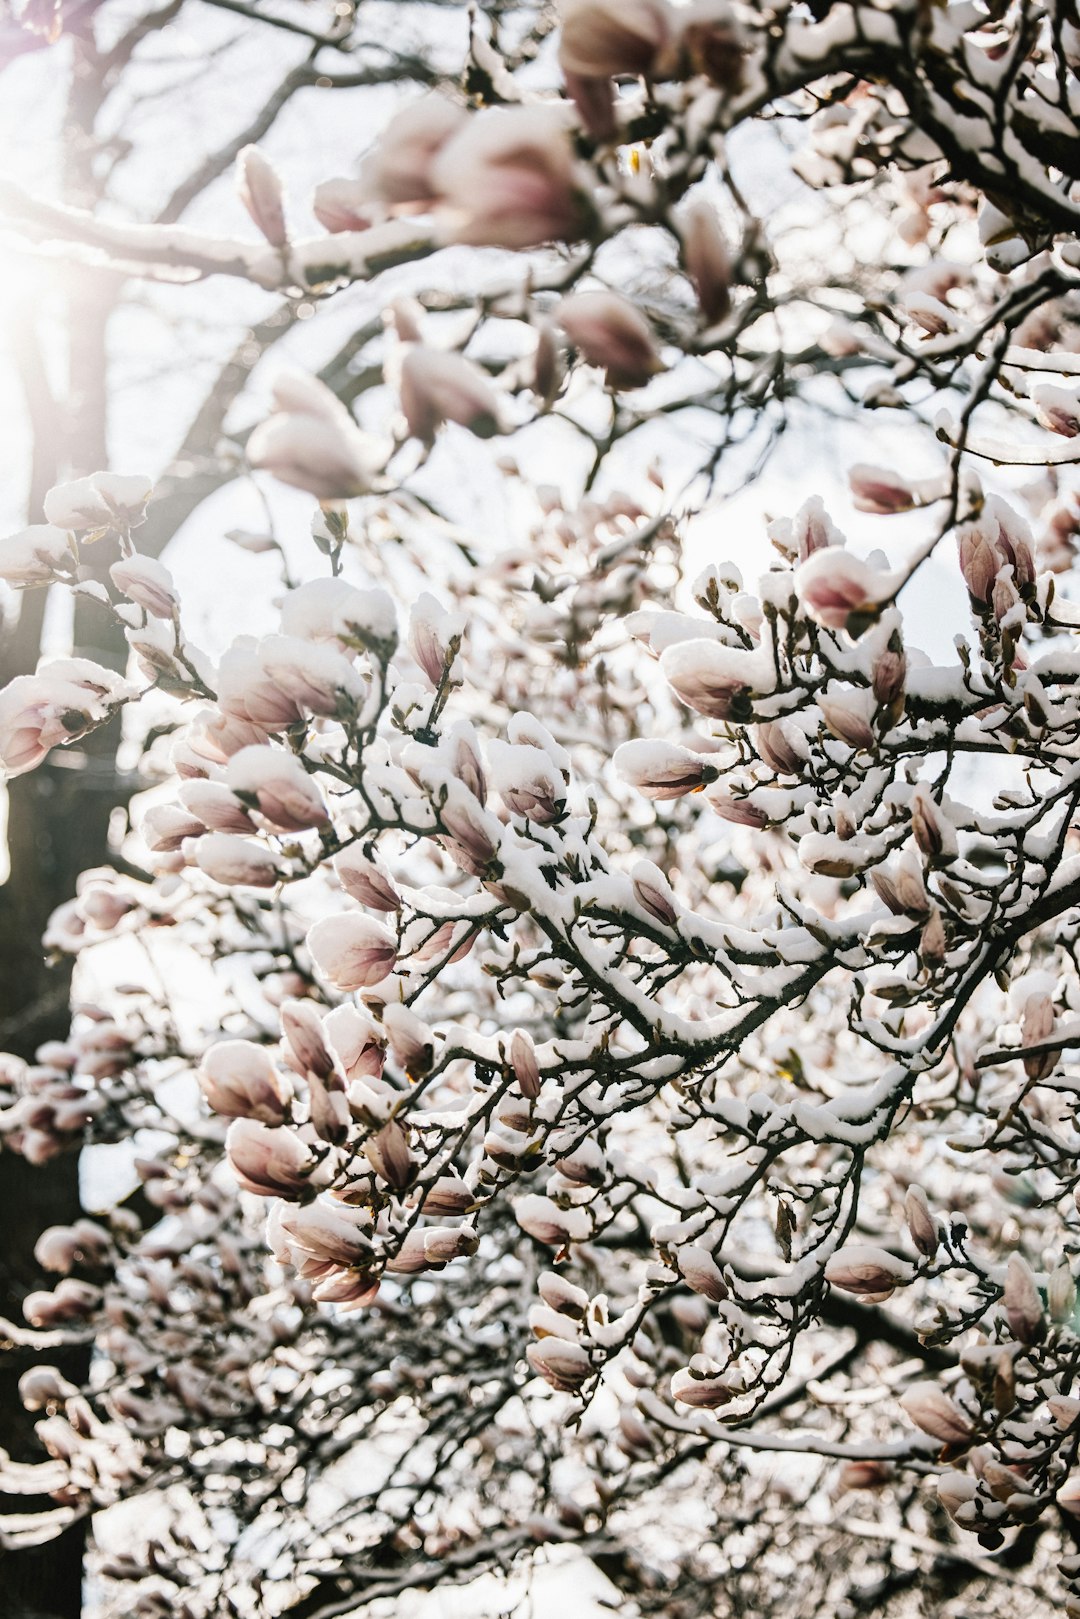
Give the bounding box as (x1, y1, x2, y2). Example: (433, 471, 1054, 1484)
(225, 745, 328, 832)
(0, 658, 133, 778)
(199, 1040, 291, 1124)
(365, 1119, 412, 1188)
(937, 1470, 977, 1520)
(225, 1117, 314, 1198)
(526, 1336, 591, 1391)
(247, 372, 379, 501)
(679, 197, 731, 323)
(194, 833, 279, 889)
(358, 94, 466, 210)
(0, 525, 72, 586)
(422, 1224, 479, 1264)
(904, 1185, 938, 1258)
(613, 738, 717, 798)
(557, 0, 671, 78)
(510, 1029, 541, 1099)
(556, 291, 664, 390)
(899, 1382, 972, 1446)
(794, 548, 895, 633)
(1020, 989, 1056, 1080)
(631, 859, 678, 927)
(956, 519, 999, 605)
(237, 145, 287, 248)
(311, 177, 371, 234)
(334, 847, 401, 912)
(408, 592, 464, 687)
(399, 346, 502, 443)
(1032, 382, 1080, 438)
(43, 472, 152, 533)
(677, 1245, 727, 1302)
(179, 779, 253, 834)
(824, 1244, 914, 1301)
(109, 554, 178, 619)
(1049, 1262, 1077, 1324)
(432, 105, 589, 251)
(818, 690, 875, 751)
(382, 1003, 434, 1079)
(910, 783, 956, 861)
(659, 641, 770, 722)
(488, 739, 565, 823)
(1003, 1253, 1043, 1344)
(515, 1194, 591, 1247)
(307, 913, 397, 992)
(872, 634, 907, 712)
(755, 720, 804, 776)
(848, 464, 920, 514)
(280, 999, 335, 1081)
(670, 1364, 733, 1408)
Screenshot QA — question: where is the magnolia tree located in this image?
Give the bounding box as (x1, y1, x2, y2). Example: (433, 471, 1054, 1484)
(1, 0, 1080, 1615)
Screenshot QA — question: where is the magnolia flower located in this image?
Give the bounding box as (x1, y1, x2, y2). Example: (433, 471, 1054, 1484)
(909, 783, 956, 861)
(515, 1194, 591, 1246)
(312, 177, 371, 234)
(399, 346, 501, 442)
(381, 1003, 433, 1078)
(237, 145, 287, 247)
(432, 106, 589, 250)
(276, 1199, 373, 1269)
(556, 291, 664, 389)
(819, 690, 875, 751)
(1032, 382, 1080, 438)
(142, 802, 207, 852)
(677, 1245, 727, 1302)
(848, 464, 919, 514)
(824, 1244, 915, 1301)
(334, 847, 401, 912)
(247, 371, 379, 500)
(557, 0, 671, 78)
(217, 645, 303, 732)
(194, 833, 279, 888)
(526, 1337, 591, 1391)
(225, 1117, 314, 1198)
(659, 640, 769, 721)
(899, 1382, 972, 1446)
(199, 1040, 291, 1124)
(794, 548, 895, 632)
(408, 593, 464, 687)
(670, 1365, 734, 1408)
(904, 1186, 938, 1258)
(488, 740, 565, 823)
(109, 555, 179, 619)
(255, 635, 364, 719)
(679, 197, 731, 323)
(357, 95, 466, 210)
(0, 658, 132, 777)
(1021, 988, 1056, 1080)
(323, 1002, 385, 1080)
(510, 1029, 541, 1099)
(43, 472, 152, 532)
(225, 745, 328, 832)
(365, 1119, 412, 1187)
(631, 859, 678, 926)
(1003, 1253, 1043, 1344)
(0, 524, 71, 586)
(307, 913, 398, 991)
(280, 999, 335, 1080)
(614, 738, 717, 798)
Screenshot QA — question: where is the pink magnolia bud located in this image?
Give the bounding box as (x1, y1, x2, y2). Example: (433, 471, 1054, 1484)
(848, 464, 919, 514)
(557, 0, 671, 78)
(670, 1365, 733, 1408)
(324, 1002, 384, 1080)
(631, 860, 678, 927)
(678, 1245, 727, 1302)
(510, 1029, 542, 1098)
(904, 1185, 938, 1258)
(872, 635, 907, 710)
(899, 1382, 972, 1446)
(43, 473, 152, 533)
(0, 658, 132, 778)
(237, 145, 287, 248)
(277, 1199, 373, 1269)
(538, 1270, 588, 1318)
(679, 197, 731, 323)
(422, 1224, 479, 1264)
(423, 1175, 474, 1217)
(334, 847, 401, 912)
(255, 636, 363, 721)
(194, 833, 279, 888)
(109, 554, 178, 619)
(556, 290, 664, 390)
(248, 372, 378, 501)
(488, 740, 565, 823)
(358, 94, 466, 210)
(1033, 382, 1080, 438)
(280, 999, 335, 1080)
(755, 721, 805, 776)
(613, 738, 717, 798)
(825, 1244, 914, 1301)
(447, 720, 487, 803)
(399, 346, 501, 442)
(178, 780, 253, 834)
(839, 1460, 893, 1491)
(526, 1336, 591, 1391)
(0, 525, 71, 586)
(910, 783, 955, 861)
(225, 745, 328, 832)
(515, 1194, 591, 1246)
(407, 592, 463, 687)
(365, 1119, 413, 1188)
(307, 913, 397, 992)
(439, 794, 499, 877)
(956, 519, 999, 605)
(919, 905, 946, 966)
(1021, 990, 1055, 1080)
(225, 1117, 314, 1198)
(432, 106, 590, 251)
(382, 1003, 434, 1079)
(312, 177, 372, 234)
(936, 1471, 977, 1520)
(818, 691, 875, 751)
(1003, 1253, 1043, 1344)
(199, 1040, 291, 1124)
(142, 803, 206, 852)
(795, 548, 893, 633)
(658, 641, 767, 721)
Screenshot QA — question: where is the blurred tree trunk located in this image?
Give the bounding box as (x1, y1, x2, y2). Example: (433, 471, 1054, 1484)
(0, 262, 120, 1616)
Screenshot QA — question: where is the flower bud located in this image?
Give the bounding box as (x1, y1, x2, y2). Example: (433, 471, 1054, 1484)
(225, 1118, 314, 1198)
(199, 1040, 291, 1124)
(526, 1336, 591, 1391)
(904, 1185, 938, 1258)
(194, 833, 279, 888)
(109, 555, 178, 619)
(510, 1029, 541, 1099)
(556, 290, 664, 390)
(825, 1244, 914, 1301)
(237, 145, 287, 248)
(899, 1382, 972, 1446)
(307, 914, 397, 991)
(613, 738, 717, 798)
(1003, 1252, 1044, 1344)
